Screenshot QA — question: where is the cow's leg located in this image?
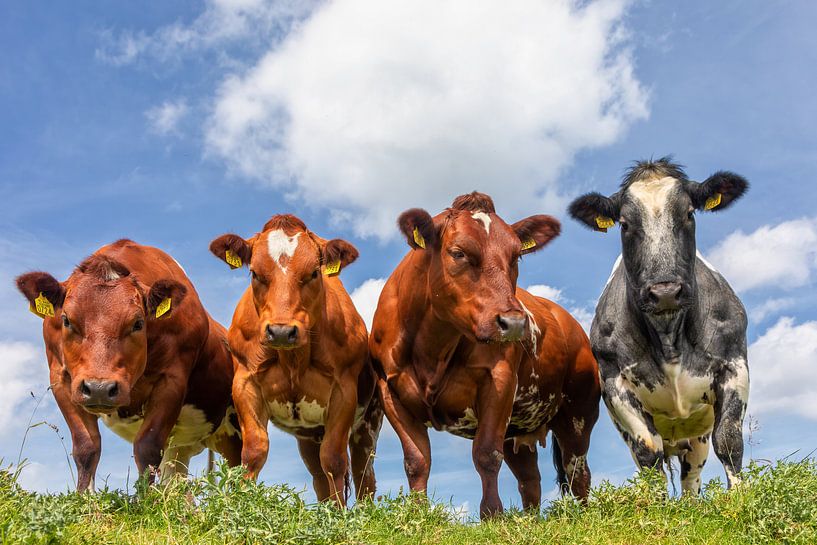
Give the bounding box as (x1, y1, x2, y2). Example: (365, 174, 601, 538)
(502, 439, 541, 510)
(133, 374, 187, 484)
(320, 376, 358, 506)
(206, 408, 243, 467)
(472, 358, 517, 518)
(377, 376, 432, 493)
(350, 396, 383, 500)
(713, 359, 748, 488)
(603, 378, 666, 481)
(297, 438, 330, 501)
(680, 436, 710, 495)
(158, 444, 198, 484)
(51, 376, 101, 492)
(232, 368, 269, 479)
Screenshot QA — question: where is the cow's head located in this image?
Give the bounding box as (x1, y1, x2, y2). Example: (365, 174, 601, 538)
(210, 214, 358, 350)
(569, 157, 748, 317)
(16, 256, 187, 413)
(398, 192, 560, 344)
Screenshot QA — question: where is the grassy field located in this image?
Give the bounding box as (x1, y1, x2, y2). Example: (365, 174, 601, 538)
(1, 459, 816, 544)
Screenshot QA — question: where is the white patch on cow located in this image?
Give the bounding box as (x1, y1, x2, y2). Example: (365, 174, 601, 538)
(696, 250, 718, 273)
(206, 405, 240, 450)
(268, 397, 326, 430)
(266, 230, 301, 274)
(605, 255, 623, 288)
(723, 357, 750, 404)
(518, 300, 540, 354)
(565, 454, 587, 478)
(607, 375, 663, 456)
(100, 412, 143, 442)
(100, 404, 214, 447)
(439, 407, 479, 437)
(471, 211, 492, 235)
(627, 177, 680, 262)
(628, 176, 678, 215)
(572, 417, 585, 434)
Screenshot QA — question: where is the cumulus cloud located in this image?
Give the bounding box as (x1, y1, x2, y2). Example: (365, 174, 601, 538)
(749, 317, 817, 420)
(707, 217, 817, 293)
(206, 0, 648, 238)
(146, 100, 189, 135)
(526, 284, 564, 302)
(349, 278, 386, 330)
(749, 297, 796, 324)
(0, 341, 51, 434)
(525, 283, 594, 333)
(96, 0, 318, 65)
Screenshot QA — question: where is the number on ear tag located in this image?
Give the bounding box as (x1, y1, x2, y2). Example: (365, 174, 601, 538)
(521, 237, 536, 251)
(595, 216, 615, 230)
(30, 292, 55, 318)
(155, 297, 172, 319)
(225, 250, 242, 269)
(704, 193, 722, 211)
(413, 227, 426, 249)
(324, 260, 341, 276)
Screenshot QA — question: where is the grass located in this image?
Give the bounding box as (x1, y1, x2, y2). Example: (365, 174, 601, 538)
(1, 459, 816, 544)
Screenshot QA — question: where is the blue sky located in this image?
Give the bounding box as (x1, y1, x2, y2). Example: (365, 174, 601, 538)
(2, 0, 817, 514)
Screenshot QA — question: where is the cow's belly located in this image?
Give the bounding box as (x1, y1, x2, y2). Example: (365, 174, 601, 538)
(100, 404, 214, 447)
(266, 397, 327, 437)
(653, 405, 714, 443)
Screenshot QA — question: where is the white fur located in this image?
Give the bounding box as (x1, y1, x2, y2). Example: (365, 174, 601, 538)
(266, 230, 301, 274)
(471, 211, 492, 235)
(518, 300, 540, 354)
(605, 255, 622, 288)
(627, 177, 681, 266)
(268, 397, 326, 431)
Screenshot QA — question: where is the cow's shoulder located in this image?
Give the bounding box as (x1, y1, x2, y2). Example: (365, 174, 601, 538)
(694, 255, 748, 360)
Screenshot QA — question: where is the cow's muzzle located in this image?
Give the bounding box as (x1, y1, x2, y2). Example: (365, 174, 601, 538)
(646, 281, 683, 312)
(78, 379, 122, 413)
(264, 323, 300, 349)
(496, 312, 527, 342)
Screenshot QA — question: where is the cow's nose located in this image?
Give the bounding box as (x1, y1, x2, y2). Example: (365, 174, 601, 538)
(496, 313, 527, 341)
(648, 282, 682, 311)
(265, 323, 299, 346)
(79, 380, 120, 407)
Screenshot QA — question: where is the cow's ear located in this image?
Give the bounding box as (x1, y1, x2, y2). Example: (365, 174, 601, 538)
(209, 234, 252, 269)
(146, 280, 187, 320)
(398, 208, 438, 250)
(568, 192, 621, 233)
(320, 239, 359, 277)
(512, 215, 561, 255)
(16, 272, 65, 318)
(688, 171, 749, 212)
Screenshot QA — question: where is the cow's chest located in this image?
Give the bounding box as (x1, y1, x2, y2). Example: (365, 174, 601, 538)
(630, 362, 715, 442)
(266, 397, 327, 435)
(99, 404, 214, 447)
(259, 365, 331, 437)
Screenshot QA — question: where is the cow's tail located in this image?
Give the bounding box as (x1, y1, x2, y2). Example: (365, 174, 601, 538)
(552, 437, 568, 493)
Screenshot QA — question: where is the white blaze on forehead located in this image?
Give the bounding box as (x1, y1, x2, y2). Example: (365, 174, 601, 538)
(627, 176, 681, 259)
(471, 211, 492, 235)
(266, 230, 301, 274)
(627, 176, 679, 215)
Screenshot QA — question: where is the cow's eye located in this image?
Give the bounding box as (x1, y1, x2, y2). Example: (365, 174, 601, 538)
(449, 249, 466, 260)
(251, 270, 259, 281)
(619, 220, 629, 232)
(687, 210, 695, 221)
(61, 315, 71, 329)
(311, 269, 319, 280)
(132, 319, 144, 332)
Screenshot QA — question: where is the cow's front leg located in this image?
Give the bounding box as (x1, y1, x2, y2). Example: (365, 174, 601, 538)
(680, 436, 709, 495)
(377, 372, 432, 493)
(713, 359, 748, 487)
(232, 367, 269, 479)
(603, 376, 665, 480)
(51, 376, 101, 492)
(320, 374, 358, 507)
(133, 373, 187, 484)
(473, 357, 517, 519)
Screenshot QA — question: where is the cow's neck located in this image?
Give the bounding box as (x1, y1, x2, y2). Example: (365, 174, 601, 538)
(627, 280, 702, 364)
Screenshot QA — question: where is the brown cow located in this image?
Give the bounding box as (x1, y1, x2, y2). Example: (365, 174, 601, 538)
(370, 192, 601, 518)
(210, 214, 382, 505)
(15, 239, 242, 490)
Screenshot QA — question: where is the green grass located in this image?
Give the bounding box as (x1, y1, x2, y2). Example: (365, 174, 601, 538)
(1, 459, 816, 544)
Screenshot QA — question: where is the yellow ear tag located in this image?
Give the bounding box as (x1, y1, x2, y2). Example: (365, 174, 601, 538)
(595, 216, 615, 230)
(225, 250, 242, 269)
(324, 260, 341, 276)
(520, 237, 536, 251)
(155, 297, 172, 319)
(704, 192, 722, 211)
(30, 292, 55, 318)
(413, 227, 426, 249)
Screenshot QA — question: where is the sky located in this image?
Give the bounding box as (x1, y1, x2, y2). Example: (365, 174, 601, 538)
(1, 0, 816, 514)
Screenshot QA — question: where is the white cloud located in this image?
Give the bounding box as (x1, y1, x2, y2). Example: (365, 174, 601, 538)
(749, 317, 817, 420)
(706, 217, 817, 293)
(749, 297, 796, 324)
(525, 283, 594, 333)
(0, 341, 51, 434)
(349, 278, 386, 331)
(96, 0, 318, 65)
(526, 284, 564, 302)
(145, 100, 189, 135)
(206, 0, 648, 238)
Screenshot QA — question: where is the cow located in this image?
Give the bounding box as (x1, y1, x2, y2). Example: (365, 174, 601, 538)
(15, 239, 242, 491)
(370, 192, 601, 518)
(568, 157, 749, 494)
(209, 214, 381, 506)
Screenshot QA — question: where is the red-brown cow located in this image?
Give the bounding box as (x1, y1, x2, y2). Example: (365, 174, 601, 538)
(210, 214, 382, 505)
(16, 240, 242, 490)
(370, 193, 601, 518)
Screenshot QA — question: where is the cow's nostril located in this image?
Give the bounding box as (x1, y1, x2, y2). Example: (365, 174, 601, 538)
(497, 315, 509, 332)
(80, 381, 91, 397)
(287, 326, 298, 343)
(107, 382, 119, 399)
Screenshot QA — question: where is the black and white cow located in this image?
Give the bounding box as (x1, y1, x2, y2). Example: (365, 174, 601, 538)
(568, 157, 749, 494)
